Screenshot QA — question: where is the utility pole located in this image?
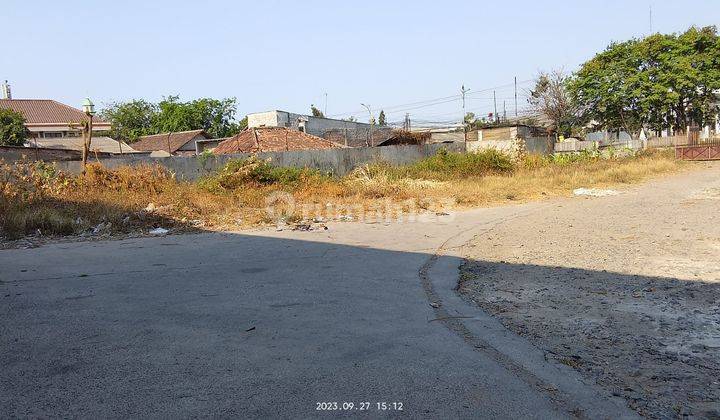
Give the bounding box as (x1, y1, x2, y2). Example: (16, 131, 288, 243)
(503, 101, 506, 123)
(361, 103, 373, 147)
(514, 76, 518, 118)
(324, 92, 328, 116)
(81, 98, 96, 173)
(493, 90, 498, 124)
(461, 85, 470, 141)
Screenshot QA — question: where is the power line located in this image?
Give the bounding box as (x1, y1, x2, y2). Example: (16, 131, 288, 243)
(327, 78, 535, 120)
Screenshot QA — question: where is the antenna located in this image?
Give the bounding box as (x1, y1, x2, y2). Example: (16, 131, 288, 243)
(649, 5, 653, 34)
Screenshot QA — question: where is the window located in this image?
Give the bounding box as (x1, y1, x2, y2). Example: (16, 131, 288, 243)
(42, 132, 63, 138)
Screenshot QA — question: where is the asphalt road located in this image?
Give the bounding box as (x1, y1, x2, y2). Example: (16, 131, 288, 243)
(0, 189, 642, 418)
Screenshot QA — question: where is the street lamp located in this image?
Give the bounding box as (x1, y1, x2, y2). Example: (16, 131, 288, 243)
(361, 103, 374, 147)
(81, 98, 96, 170)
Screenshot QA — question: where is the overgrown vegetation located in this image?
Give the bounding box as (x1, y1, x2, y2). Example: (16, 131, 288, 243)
(0, 149, 683, 241)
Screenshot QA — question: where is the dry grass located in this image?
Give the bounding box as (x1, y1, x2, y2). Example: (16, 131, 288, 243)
(0, 149, 683, 240)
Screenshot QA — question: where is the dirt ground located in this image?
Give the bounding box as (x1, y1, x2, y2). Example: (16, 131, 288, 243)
(459, 162, 720, 419)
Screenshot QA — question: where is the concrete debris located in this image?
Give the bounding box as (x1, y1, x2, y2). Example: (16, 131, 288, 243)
(573, 188, 619, 197)
(292, 223, 328, 231)
(338, 215, 354, 221)
(148, 227, 169, 236)
(92, 222, 112, 235)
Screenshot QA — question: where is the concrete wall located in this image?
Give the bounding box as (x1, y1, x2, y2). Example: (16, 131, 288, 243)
(53, 142, 467, 180)
(466, 140, 517, 154)
(430, 132, 469, 143)
(554, 140, 597, 153)
(0, 146, 121, 162)
(247, 111, 279, 128)
(465, 136, 553, 155)
(1, 146, 80, 161)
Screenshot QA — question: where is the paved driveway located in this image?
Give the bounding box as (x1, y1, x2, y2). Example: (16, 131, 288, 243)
(0, 191, 639, 418)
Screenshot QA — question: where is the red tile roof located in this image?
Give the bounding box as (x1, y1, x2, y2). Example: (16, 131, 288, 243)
(131, 129, 209, 153)
(213, 127, 345, 155)
(0, 99, 109, 126)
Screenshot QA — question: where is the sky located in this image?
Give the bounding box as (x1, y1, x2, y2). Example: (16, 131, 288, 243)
(3, 0, 720, 126)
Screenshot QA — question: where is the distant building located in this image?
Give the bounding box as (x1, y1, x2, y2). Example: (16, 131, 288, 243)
(31, 136, 136, 154)
(0, 98, 111, 139)
(477, 124, 546, 141)
(131, 129, 211, 156)
(0, 95, 138, 155)
(247, 110, 392, 147)
(213, 126, 345, 155)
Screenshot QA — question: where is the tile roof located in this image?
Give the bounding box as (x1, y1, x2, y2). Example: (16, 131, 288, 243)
(28, 137, 137, 154)
(213, 127, 345, 155)
(0, 99, 109, 126)
(131, 129, 209, 153)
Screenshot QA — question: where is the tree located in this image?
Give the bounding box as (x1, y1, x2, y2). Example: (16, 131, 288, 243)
(100, 96, 243, 142)
(0, 108, 27, 146)
(310, 104, 325, 118)
(154, 96, 241, 138)
(528, 69, 578, 137)
(238, 116, 248, 131)
(569, 26, 720, 136)
(100, 99, 158, 142)
(464, 112, 477, 130)
(378, 110, 387, 126)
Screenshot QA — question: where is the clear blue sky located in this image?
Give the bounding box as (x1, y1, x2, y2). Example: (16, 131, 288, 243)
(3, 0, 719, 125)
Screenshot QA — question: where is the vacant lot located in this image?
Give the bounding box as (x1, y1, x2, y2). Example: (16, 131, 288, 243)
(1, 149, 682, 245)
(460, 162, 720, 419)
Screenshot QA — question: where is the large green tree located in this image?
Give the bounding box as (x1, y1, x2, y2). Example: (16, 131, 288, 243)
(101, 96, 244, 142)
(569, 26, 720, 135)
(0, 108, 28, 146)
(100, 99, 158, 141)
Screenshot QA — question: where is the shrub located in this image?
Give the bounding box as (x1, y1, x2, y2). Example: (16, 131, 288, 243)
(360, 149, 516, 181)
(199, 156, 328, 192)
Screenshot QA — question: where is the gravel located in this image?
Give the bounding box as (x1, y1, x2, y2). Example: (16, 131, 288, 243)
(460, 162, 720, 419)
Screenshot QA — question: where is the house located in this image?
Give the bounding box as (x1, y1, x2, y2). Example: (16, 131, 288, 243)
(130, 129, 211, 156)
(195, 137, 229, 154)
(0, 96, 140, 154)
(477, 124, 546, 141)
(0, 98, 111, 139)
(247, 110, 393, 147)
(31, 136, 136, 154)
(212, 126, 345, 155)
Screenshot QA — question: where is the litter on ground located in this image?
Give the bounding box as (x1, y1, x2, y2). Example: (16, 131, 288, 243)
(573, 188, 620, 197)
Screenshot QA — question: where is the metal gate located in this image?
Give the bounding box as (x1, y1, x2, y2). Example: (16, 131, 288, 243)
(675, 128, 720, 161)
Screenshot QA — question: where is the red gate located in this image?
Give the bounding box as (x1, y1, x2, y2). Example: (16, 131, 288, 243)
(675, 127, 720, 161)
